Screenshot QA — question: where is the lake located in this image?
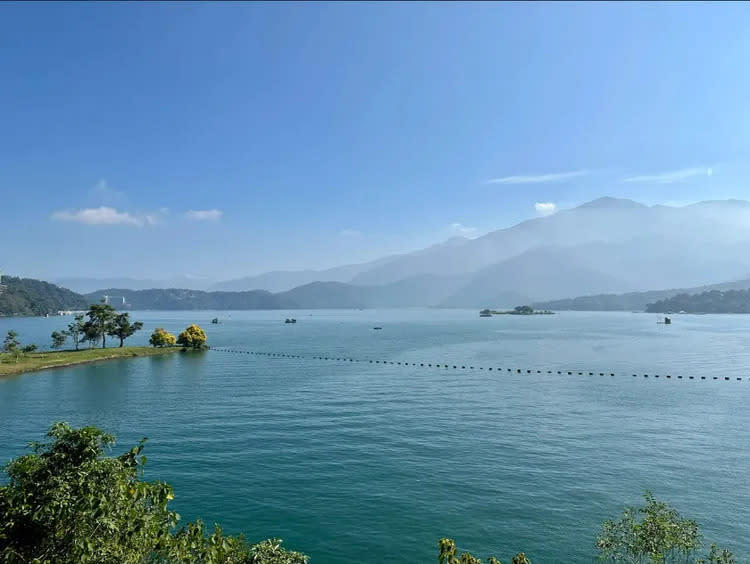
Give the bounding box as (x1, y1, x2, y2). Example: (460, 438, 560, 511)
(1, 309, 750, 562)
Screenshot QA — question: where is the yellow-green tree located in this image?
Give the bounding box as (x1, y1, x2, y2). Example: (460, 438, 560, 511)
(149, 328, 177, 348)
(176, 325, 207, 350)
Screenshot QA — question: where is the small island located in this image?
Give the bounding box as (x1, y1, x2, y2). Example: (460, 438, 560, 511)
(480, 305, 555, 317)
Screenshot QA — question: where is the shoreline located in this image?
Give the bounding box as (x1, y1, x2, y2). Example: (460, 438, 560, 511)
(0, 346, 185, 378)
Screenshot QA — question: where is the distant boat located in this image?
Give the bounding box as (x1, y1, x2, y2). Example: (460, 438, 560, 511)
(285, 318, 297, 324)
(656, 315, 672, 325)
(479, 309, 492, 317)
(373, 326, 382, 330)
(211, 318, 219, 324)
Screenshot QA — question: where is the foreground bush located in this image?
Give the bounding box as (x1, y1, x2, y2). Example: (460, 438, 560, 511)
(0, 423, 306, 564)
(177, 324, 208, 350)
(150, 327, 177, 347)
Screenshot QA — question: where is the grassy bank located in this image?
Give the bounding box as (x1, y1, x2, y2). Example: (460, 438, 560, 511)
(0, 346, 184, 377)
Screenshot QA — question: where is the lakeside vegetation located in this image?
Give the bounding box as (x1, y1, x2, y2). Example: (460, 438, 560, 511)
(0, 424, 736, 563)
(1, 302, 208, 377)
(646, 289, 750, 314)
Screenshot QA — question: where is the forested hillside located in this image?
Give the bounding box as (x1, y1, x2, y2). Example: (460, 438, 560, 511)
(0, 276, 88, 316)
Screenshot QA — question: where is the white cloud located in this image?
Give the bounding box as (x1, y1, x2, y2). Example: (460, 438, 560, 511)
(339, 229, 361, 237)
(450, 222, 478, 237)
(621, 167, 713, 184)
(51, 206, 145, 226)
(534, 202, 557, 216)
(185, 209, 223, 221)
(485, 170, 590, 185)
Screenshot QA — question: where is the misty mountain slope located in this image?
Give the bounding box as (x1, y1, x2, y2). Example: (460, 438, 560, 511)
(351, 197, 750, 293)
(277, 282, 370, 309)
(365, 273, 472, 307)
(62, 198, 750, 308)
(209, 255, 402, 292)
(274, 275, 470, 309)
(441, 246, 628, 307)
(559, 237, 750, 292)
(350, 198, 661, 286)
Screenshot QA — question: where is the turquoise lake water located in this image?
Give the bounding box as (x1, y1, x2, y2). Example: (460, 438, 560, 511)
(2, 309, 750, 562)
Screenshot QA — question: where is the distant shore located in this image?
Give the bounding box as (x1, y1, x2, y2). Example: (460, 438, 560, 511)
(0, 346, 184, 378)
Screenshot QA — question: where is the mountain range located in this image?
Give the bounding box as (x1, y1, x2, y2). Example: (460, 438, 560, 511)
(58, 197, 750, 308)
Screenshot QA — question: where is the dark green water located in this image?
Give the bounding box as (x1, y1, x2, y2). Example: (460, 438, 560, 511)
(2, 310, 749, 562)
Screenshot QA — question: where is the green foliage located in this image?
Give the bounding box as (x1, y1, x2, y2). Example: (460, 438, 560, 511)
(2, 332, 22, 363)
(0, 423, 308, 564)
(438, 538, 530, 564)
(597, 492, 734, 563)
(83, 302, 118, 349)
(21, 344, 37, 354)
(51, 330, 68, 349)
(65, 313, 85, 351)
(149, 328, 177, 348)
(177, 324, 208, 350)
(513, 305, 534, 315)
(0, 275, 87, 317)
(3, 330, 20, 362)
(108, 312, 144, 347)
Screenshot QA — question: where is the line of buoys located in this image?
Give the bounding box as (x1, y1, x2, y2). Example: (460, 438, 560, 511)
(209, 348, 742, 381)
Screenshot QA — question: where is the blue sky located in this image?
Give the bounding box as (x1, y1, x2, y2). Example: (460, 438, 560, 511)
(3, 2, 750, 280)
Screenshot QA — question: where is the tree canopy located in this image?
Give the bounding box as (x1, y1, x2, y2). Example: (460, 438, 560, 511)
(83, 302, 118, 349)
(177, 324, 207, 350)
(65, 314, 86, 350)
(149, 328, 177, 348)
(108, 312, 144, 347)
(2, 330, 21, 362)
(51, 330, 68, 349)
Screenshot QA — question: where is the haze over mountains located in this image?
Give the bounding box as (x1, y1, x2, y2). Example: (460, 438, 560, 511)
(60, 197, 750, 308)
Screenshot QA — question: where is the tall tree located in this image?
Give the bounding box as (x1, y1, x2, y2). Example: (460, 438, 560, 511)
(108, 313, 143, 347)
(51, 331, 68, 350)
(64, 314, 85, 351)
(84, 302, 117, 349)
(2, 330, 20, 363)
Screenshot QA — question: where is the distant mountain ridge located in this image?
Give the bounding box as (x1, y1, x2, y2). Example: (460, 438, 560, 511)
(55, 197, 750, 308)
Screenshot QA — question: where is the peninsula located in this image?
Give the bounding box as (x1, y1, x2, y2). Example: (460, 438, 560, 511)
(0, 346, 183, 378)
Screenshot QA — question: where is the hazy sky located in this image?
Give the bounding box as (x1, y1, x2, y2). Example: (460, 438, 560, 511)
(3, 2, 750, 280)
